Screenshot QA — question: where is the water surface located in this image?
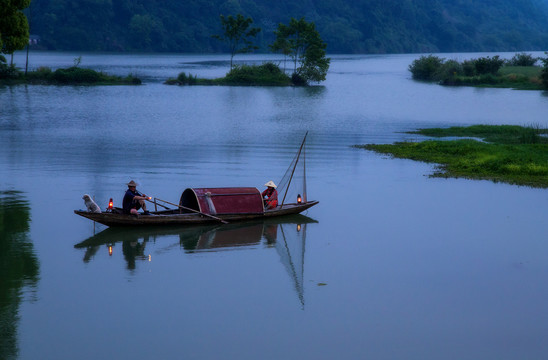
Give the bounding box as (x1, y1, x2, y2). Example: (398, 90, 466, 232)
(1, 51, 548, 360)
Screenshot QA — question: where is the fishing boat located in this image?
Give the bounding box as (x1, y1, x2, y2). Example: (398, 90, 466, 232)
(74, 133, 318, 227)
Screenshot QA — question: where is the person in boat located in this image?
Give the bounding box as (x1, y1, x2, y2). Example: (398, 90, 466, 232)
(262, 180, 278, 210)
(123, 180, 150, 215)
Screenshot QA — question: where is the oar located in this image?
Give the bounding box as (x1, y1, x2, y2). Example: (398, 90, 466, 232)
(152, 197, 228, 224)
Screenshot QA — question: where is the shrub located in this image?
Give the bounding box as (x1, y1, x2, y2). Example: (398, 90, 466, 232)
(540, 52, 548, 89)
(53, 67, 101, 83)
(506, 53, 538, 66)
(175, 72, 197, 85)
(473, 56, 504, 75)
(408, 55, 445, 80)
(224, 62, 291, 85)
(291, 72, 307, 86)
(0, 57, 20, 79)
(462, 60, 476, 76)
(436, 59, 463, 83)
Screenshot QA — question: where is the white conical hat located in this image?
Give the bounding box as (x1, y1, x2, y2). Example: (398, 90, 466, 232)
(264, 180, 277, 188)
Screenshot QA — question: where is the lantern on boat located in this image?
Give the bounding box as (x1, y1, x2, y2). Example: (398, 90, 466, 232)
(107, 198, 114, 211)
(297, 194, 302, 204)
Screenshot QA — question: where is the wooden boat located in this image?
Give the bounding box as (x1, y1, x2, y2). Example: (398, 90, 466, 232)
(74, 133, 318, 227)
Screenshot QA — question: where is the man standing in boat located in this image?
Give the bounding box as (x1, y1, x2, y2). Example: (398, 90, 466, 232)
(123, 180, 150, 215)
(262, 181, 278, 209)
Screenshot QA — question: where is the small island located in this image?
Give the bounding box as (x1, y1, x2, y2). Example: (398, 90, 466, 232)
(409, 53, 548, 90)
(1, 57, 141, 86)
(165, 16, 329, 87)
(358, 125, 548, 188)
(165, 62, 293, 86)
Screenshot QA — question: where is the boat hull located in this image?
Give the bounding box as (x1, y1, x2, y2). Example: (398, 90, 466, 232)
(74, 201, 319, 227)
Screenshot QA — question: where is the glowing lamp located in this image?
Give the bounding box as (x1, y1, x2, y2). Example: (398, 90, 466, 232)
(108, 198, 113, 210)
(297, 194, 302, 204)
(297, 224, 301, 232)
(108, 245, 113, 256)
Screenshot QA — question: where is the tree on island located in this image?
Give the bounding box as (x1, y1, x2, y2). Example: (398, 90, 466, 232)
(212, 14, 261, 70)
(270, 17, 330, 85)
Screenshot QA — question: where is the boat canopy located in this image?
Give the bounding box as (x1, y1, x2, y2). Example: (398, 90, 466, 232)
(179, 187, 264, 215)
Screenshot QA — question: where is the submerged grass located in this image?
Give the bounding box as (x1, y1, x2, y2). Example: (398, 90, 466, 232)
(358, 125, 548, 188)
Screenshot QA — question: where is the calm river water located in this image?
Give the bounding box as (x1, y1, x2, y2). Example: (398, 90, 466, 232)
(1, 51, 548, 360)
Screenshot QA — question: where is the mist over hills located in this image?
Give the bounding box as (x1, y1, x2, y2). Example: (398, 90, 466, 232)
(28, 0, 548, 54)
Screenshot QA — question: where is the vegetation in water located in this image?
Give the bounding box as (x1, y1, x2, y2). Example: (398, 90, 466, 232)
(409, 53, 548, 90)
(357, 125, 548, 188)
(168, 16, 329, 87)
(165, 62, 292, 86)
(1, 57, 141, 85)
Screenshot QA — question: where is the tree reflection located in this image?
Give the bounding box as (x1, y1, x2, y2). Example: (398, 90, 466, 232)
(0, 190, 39, 359)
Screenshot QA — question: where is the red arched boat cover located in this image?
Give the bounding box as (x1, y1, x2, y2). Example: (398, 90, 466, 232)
(180, 187, 264, 215)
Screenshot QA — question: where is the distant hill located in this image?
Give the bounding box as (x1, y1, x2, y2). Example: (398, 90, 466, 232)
(27, 0, 548, 54)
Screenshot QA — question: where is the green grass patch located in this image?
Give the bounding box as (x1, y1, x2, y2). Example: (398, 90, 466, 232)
(1, 66, 141, 85)
(357, 125, 548, 188)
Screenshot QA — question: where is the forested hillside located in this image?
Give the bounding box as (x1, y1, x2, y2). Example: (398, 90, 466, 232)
(27, 0, 548, 54)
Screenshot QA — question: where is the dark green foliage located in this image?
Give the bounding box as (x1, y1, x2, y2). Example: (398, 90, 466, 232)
(540, 52, 548, 89)
(359, 125, 548, 188)
(291, 73, 307, 86)
(212, 14, 261, 69)
(53, 67, 101, 83)
(462, 60, 476, 76)
(164, 63, 292, 86)
(176, 72, 198, 85)
(506, 53, 538, 66)
(0, 57, 19, 79)
(271, 17, 330, 84)
(409, 53, 544, 89)
(408, 55, 445, 81)
(0, 0, 31, 55)
(1, 64, 141, 85)
(473, 56, 504, 75)
(222, 62, 291, 85)
(26, 0, 548, 53)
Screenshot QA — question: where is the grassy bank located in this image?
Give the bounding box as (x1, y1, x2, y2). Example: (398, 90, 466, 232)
(1, 66, 141, 85)
(448, 66, 544, 90)
(357, 125, 548, 188)
(165, 62, 293, 86)
(409, 53, 548, 90)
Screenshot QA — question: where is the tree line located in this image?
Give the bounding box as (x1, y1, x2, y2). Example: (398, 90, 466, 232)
(11, 0, 548, 54)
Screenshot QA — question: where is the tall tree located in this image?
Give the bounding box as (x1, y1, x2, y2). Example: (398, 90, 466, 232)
(212, 14, 261, 69)
(0, 0, 31, 57)
(271, 17, 330, 84)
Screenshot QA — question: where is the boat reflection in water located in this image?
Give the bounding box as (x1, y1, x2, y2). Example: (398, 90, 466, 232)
(74, 214, 317, 305)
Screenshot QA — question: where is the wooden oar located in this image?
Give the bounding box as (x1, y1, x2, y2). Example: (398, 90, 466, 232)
(151, 197, 228, 224)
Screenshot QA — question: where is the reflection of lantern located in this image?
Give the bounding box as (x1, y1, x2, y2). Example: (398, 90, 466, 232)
(297, 194, 302, 204)
(107, 198, 113, 211)
(297, 224, 301, 232)
(108, 245, 113, 256)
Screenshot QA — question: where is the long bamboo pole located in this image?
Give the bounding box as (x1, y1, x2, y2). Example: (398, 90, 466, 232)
(281, 131, 308, 207)
(147, 197, 228, 224)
